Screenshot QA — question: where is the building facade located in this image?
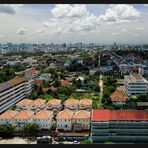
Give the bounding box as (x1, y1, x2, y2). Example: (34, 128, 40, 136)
(0, 77, 34, 113)
(124, 74, 148, 97)
(91, 109, 148, 144)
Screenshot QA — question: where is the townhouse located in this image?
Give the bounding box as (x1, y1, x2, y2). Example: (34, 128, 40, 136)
(29, 98, 46, 110)
(33, 110, 53, 130)
(73, 110, 91, 131)
(64, 99, 79, 110)
(46, 99, 62, 115)
(0, 110, 18, 125)
(56, 109, 74, 131)
(0, 77, 33, 113)
(79, 99, 92, 110)
(16, 98, 33, 110)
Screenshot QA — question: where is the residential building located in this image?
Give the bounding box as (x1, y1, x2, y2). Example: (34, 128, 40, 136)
(0, 110, 18, 125)
(79, 99, 92, 110)
(124, 74, 148, 96)
(29, 99, 46, 110)
(14, 110, 34, 131)
(33, 110, 53, 130)
(16, 98, 33, 110)
(64, 99, 79, 110)
(0, 77, 33, 113)
(56, 109, 74, 131)
(73, 110, 90, 131)
(25, 69, 39, 79)
(110, 87, 128, 106)
(46, 99, 62, 115)
(91, 109, 148, 144)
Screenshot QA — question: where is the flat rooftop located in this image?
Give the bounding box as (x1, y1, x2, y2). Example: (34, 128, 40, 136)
(92, 109, 148, 121)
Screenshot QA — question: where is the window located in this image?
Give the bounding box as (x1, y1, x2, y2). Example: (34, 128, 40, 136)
(65, 119, 66, 121)
(65, 125, 67, 127)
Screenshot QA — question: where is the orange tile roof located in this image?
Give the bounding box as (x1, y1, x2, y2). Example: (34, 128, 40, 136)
(0, 110, 18, 119)
(16, 99, 33, 106)
(49, 86, 57, 91)
(33, 110, 53, 119)
(14, 110, 34, 119)
(47, 99, 61, 105)
(61, 80, 70, 86)
(30, 99, 46, 106)
(132, 74, 143, 80)
(73, 110, 90, 119)
(7, 77, 28, 85)
(79, 99, 92, 105)
(64, 99, 79, 106)
(110, 87, 128, 102)
(42, 87, 50, 92)
(56, 109, 74, 119)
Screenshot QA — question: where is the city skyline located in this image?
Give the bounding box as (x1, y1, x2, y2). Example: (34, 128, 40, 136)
(0, 4, 148, 44)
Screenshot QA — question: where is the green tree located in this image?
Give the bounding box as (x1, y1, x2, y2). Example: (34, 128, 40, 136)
(0, 124, 14, 138)
(57, 86, 71, 96)
(80, 139, 91, 144)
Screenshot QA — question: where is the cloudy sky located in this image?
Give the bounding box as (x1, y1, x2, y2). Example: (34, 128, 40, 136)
(0, 4, 148, 44)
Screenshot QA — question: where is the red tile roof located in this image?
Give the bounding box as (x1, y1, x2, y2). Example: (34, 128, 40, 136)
(27, 69, 39, 74)
(92, 109, 148, 121)
(34, 79, 42, 84)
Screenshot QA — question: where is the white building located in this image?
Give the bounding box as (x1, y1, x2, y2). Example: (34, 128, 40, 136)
(0, 110, 18, 125)
(56, 109, 74, 131)
(25, 69, 39, 79)
(13, 110, 34, 131)
(0, 77, 34, 113)
(79, 99, 92, 110)
(33, 110, 53, 130)
(124, 74, 148, 97)
(29, 99, 46, 110)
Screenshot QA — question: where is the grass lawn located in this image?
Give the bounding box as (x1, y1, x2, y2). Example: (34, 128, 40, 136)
(117, 79, 124, 82)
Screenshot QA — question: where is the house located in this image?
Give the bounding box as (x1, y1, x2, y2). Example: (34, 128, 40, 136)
(110, 87, 128, 106)
(60, 80, 71, 87)
(46, 99, 62, 115)
(79, 99, 92, 110)
(0, 110, 18, 125)
(56, 109, 74, 131)
(73, 110, 91, 131)
(25, 69, 39, 79)
(33, 110, 53, 130)
(13, 110, 34, 131)
(16, 98, 33, 110)
(29, 99, 46, 110)
(64, 99, 79, 110)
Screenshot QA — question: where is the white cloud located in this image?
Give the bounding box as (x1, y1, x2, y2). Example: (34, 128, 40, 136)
(121, 28, 127, 32)
(0, 34, 3, 38)
(112, 32, 119, 36)
(0, 4, 23, 14)
(99, 4, 140, 23)
(135, 27, 144, 31)
(17, 28, 27, 35)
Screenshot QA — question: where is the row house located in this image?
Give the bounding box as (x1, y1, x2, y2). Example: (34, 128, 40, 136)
(64, 98, 92, 110)
(56, 109, 91, 131)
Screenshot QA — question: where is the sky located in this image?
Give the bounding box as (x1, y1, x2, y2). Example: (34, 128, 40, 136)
(0, 4, 148, 44)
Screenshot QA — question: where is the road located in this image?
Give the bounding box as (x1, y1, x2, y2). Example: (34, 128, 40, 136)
(98, 74, 103, 109)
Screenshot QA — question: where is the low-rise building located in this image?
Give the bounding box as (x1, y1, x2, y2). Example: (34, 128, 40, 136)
(79, 99, 92, 110)
(73, 110, 90, 131)
(16, 98, 33, 110)
(110, 87, 128, 106)
(56, 109, 74, 131)
(25, 69, 39, 79)
(33, 110, 53, 130)
(64, 99, 79, 110)
(30, 99, 46, 110)
(0, 110, 18, 125)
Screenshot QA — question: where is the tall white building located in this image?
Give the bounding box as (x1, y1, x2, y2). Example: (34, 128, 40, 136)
(0, 77, 34, 113)
(124, 74, 148, 97)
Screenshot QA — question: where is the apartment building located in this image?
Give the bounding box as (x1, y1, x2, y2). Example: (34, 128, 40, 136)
(56, 109, 74, 131)
(64, 99, 79, 110)
(91, 109, 148, 144)
(33, 110, 53, 130)
(73, 110, 90, 131)
(124, 74, 148, 97)
(0, 77, 34, 113)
